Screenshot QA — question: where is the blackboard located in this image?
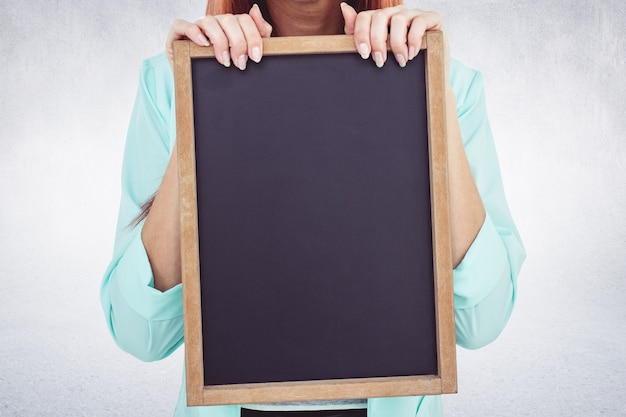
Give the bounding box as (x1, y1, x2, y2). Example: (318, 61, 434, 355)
(174, 33, 456, 407)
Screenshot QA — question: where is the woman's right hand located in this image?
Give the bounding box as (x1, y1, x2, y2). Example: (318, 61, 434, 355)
(165, 4, 273, 70)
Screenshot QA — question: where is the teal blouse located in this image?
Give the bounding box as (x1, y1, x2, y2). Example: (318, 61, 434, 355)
(101, 52, 525, 417)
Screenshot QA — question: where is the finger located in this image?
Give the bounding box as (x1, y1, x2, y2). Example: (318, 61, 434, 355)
(170, 18, 211, 45)
(370, 6, 407, 67)
(340, 2, 358, 35)
(247, 4, 273, 63)
(215, 13, 249, 70)
(407, 11, 443, 60)
(249, 4, 273, 38)
(196, 15, 231, 67)
(406, 18, 425, 61)
(369, 9, 395, 67)
(165, 19, 210, 62)
(237, 13, 264, 63)
(389, 12, 412, 67)
(352, 11, 373, 60)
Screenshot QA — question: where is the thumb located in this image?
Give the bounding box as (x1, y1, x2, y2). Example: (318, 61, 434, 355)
(340, 2, 357, 34)
(250, 3, 273, 37)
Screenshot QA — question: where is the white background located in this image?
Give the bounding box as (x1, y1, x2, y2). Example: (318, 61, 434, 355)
(1, 0, 624, 415)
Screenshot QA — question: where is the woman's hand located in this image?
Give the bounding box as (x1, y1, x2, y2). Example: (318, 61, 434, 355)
(341, 4, 483, 266)
(341, 3, 448, 74)
(165, 4, 273, 70)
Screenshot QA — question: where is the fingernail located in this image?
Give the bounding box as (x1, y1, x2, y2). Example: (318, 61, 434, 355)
(395, 54, 407, 68)
(197, 33, 210, 47)
(373, 51, 384, 68)
(237, 54, 247, 70)
(221, 51, 230, 67)
(251, 46, 262, 63)
(408, 46, 417, 60)
(358, 43, 370, 59)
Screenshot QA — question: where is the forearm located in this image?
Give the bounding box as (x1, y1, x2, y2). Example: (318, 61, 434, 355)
(445, 88, 486, 267)
(101, 219, 184, 361)
(142, 144, 182, 292)
(108, 258, 184, 361)
(444, 59, 526, 348)
(455, 259, 514, 349)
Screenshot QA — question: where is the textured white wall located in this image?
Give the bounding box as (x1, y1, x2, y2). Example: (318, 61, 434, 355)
(1, 1, 624, 416)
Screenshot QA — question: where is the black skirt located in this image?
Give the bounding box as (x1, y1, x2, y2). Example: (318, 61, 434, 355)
(241, 409, 367, 417)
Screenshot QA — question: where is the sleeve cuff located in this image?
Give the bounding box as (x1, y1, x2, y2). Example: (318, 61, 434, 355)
(113, 228, 183, 321)
(453, 213, 510, 309)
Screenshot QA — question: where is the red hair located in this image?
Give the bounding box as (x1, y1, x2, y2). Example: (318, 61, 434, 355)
(206, 0, 402, 16)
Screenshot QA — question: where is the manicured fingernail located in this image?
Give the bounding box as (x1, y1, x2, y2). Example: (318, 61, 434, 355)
(197, 33, 210, 46)
(358, 43, 370, 59)
(408, 46, 417, 60)
(221, 51, 230, 67)
(395, 54, 407, 68)
(251, 47, 262, 63)
(237, 54, 247, 70)
(373, 51, 384, 68)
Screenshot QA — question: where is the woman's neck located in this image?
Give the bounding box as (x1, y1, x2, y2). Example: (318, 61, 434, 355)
(265, 0, 344, 37)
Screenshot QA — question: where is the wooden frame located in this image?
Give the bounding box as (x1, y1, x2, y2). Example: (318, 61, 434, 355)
(174, 32, 455, 407)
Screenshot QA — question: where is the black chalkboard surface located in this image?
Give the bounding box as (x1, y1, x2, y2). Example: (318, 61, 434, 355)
(174, 33, 456, 407)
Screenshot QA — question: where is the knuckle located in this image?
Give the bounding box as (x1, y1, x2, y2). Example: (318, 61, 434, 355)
(371, 13, 389, 26)
(353, 27, 369, 39)
(230, 39, 247, 51)
(389, 38, 405, 50)
(175, 18, 191, 26)
(370, 33, 388, 44)
(194, 15, 210, 25)
(371, 9, 386, 18)
(236, 13, 253, 23)
(410, 15, 427, 29)
(173, 19, 192, 33)
(247, 35, 262, 46)
(390, 14, 407, 26)
(429, 10, 441, 19)
(210, 33, 228, 49)
(407, 32, 422, 44)
(195, 15, 213, 30)
(216, 13, 235, 24)
(371, 9, 385, 19)
(185, 24, 201, 35)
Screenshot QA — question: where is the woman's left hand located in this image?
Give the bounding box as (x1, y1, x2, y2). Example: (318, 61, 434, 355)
(341, 4, 485, 267)
(340, 3, 448, 73)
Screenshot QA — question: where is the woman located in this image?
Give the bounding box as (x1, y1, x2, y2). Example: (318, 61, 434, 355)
(100, 1, 526, 416)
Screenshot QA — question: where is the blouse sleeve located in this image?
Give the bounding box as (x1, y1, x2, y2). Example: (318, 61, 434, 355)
(100, 54, 184, 362)
(449, 60, 526, 349)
